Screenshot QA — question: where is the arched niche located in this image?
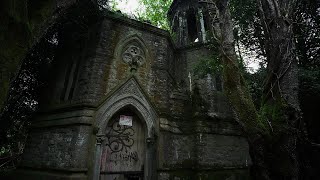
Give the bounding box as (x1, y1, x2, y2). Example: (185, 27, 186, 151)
(114, 34, 150, 71)
(92, 77, 158, 180)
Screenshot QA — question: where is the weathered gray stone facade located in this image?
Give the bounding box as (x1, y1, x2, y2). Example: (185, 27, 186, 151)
(16, 0, 251, 179)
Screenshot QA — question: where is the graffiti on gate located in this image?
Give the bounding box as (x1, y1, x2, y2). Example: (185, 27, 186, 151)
(105, 120, 138, 162)
(110, 151, 139, 162)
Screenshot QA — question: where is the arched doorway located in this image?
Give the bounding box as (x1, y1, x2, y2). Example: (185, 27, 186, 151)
(92, 78, 158, 180)
(100, 107, 146, 180)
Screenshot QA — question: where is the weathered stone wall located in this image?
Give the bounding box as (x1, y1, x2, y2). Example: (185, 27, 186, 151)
(157, 133, 250, 180)
(158, 116, 251, 179)
(94, 17, 175, 113)
(18, 9, 251, 180)
(21, 125, 91, 170)
(196, 134, 250, 168)
(157, 126, 251, 180)
(182, 46, 211, 76)
(38, 14, 176, 114)
(174, 45, 234, 120)
(36, 12, 175, 113)
(17, 107, 96, 180)
(159, 132, 196, 168)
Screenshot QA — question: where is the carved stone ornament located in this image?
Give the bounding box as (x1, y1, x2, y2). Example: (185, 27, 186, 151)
(96, 135, 106, 145)
(122, 45, 145, 70)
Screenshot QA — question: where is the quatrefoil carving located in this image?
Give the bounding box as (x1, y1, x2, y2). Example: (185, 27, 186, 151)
(122, 45, 145, 68)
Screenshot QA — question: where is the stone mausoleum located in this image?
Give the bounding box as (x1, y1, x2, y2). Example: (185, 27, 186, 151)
(16, 0, 251, 179)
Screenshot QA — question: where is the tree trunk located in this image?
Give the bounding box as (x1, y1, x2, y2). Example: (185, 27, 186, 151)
(215, 0, 301, 179)
(257, 0, 301, 179)
(0, 0, 98, 145)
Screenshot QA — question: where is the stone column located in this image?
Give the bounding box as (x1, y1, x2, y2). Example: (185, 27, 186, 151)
(93, 135, 105, 180)
(145, 136, 157, 180)
(145, 126, 157, 180)
(198, 8, 207, 43)
(178, 15, 184, 46)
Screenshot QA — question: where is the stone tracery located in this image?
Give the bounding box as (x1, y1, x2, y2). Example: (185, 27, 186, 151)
(122, 44, 146, 69)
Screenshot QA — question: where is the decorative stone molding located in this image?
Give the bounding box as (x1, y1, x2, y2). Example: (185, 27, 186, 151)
(95, 77, 158, 137)
(115, 34, 149, 72)
(94, 77, 158, 180)
(96, 135, 105, 145)
(118, 77, 144, 100)
(122, 44, 146, 70)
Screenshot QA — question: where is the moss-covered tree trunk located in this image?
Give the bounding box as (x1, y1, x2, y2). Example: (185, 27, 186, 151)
(1, 0, 31, 110)
(215, 0, 301, 179)
(257, 0, 301, 179)
(0, 0, 57, 110)
(0, 0, 98, 145)
(0, 0, 62, 147)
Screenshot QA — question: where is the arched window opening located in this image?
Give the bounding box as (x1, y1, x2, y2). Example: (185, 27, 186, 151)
(186, 9, 198, 43)
(171, 16, 179, 43)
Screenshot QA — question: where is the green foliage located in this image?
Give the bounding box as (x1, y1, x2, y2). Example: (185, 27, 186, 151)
(0, 146, 10, 156)
(293, 0, 320, 70)
(105, 0, 172, 30)
(230, 0, 257, 26)
(243, 64, 267, 108)
(230, 0, 265, 57)
(104, 0, 120, 11)
(259, 101, 284, 128)
(193, 55, 222, 78)
(138, 0, 173, 30)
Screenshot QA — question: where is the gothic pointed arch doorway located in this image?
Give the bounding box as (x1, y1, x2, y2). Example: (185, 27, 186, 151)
(100, 106, 146, 180)
(92, 78, 158, 180)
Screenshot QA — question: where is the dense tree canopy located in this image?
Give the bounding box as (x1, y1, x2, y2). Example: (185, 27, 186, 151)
(107, 0, 173, 30)
(138, 0, 173, 30)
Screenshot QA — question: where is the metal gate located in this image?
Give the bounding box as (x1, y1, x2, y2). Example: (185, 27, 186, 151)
(100, 109, 145, 180)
